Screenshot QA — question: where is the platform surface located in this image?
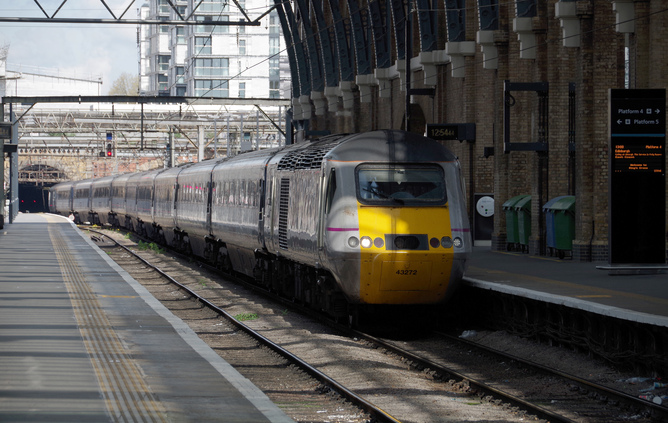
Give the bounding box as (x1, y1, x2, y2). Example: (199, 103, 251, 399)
(0, 213, 294, 422)
(465, 246, 668, 327)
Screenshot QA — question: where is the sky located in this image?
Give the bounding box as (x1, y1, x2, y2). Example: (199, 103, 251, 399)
(0, 0, 138, 94)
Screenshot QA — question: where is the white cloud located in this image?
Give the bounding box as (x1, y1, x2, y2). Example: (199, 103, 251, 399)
(0, 0, 138, 94)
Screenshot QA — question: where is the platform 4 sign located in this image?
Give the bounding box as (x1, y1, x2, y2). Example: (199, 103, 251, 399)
(611, 97, 665, 173)
(608, 89, 666, 265)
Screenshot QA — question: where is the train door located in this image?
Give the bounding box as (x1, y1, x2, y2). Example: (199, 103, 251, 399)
(263, 171, 278, 253)
(173, 181, 180, 226)
(257, 174, 266, 247)
(206, 176, 214, 234)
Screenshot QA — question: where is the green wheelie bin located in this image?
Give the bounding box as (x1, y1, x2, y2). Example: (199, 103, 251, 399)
(544, 196, 575, 259)
(502, 195, 529, 251)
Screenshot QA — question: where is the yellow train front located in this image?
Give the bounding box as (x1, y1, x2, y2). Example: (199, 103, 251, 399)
(317, 131, 471, 308)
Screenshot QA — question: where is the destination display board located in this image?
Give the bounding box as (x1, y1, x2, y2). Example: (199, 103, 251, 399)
(608, 89, 666, 264)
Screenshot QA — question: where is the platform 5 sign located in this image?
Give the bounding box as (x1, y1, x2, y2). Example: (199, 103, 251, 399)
(608, 89, 665, 265)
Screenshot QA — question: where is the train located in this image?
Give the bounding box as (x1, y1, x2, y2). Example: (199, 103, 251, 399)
(50, 130, 471, 321)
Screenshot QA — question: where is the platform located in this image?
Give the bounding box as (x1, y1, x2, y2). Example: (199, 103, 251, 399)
(0, 213, 294, 422)
(464, 246, 668, 328)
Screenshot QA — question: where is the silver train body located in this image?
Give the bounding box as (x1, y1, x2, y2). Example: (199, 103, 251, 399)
(50, 130, 471, 317)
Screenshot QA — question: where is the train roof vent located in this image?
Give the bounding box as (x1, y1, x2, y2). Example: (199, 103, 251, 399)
(277, 135, 347, 171)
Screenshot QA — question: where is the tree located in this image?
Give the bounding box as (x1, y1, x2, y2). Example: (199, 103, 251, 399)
(108, 72, 139, 95)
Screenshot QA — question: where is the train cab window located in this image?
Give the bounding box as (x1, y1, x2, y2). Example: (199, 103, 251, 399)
(356, 164, 446, 206)
(324, 169, 337, 215)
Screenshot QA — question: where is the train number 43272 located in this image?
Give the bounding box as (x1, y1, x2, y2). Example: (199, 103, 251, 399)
(396, 269, 417, 276)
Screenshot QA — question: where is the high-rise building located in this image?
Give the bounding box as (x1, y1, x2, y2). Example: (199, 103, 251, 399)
(138, 0, 290, 99)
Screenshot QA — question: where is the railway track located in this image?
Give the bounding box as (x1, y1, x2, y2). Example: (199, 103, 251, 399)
(85, 227, 666, 423)
(360, 331, 668, 423)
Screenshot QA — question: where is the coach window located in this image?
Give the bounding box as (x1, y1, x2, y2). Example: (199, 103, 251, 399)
(230, 181, 237, 205)
(240, 180, 246, 206)
(250, 180, 257, 207)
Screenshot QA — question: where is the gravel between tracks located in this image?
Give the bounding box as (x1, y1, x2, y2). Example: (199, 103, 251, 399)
(94, 230, 664, 423)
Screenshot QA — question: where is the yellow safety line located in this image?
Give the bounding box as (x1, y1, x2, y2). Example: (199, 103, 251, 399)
(48, 222, 168, 422)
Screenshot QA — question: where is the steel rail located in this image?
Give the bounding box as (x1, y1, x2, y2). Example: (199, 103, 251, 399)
(347, 329, 577, 423)
(85, 228, 401, 423)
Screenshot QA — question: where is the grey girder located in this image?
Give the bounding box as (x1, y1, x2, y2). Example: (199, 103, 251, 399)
(284, 1, 312, 95)
(368, 0, 392, 69)
(445, 0, 466, 42)
(309, 0, 339, 88)
(346, 0, 372, 76)
(416, 0, 437, 52)
(478, 0, 500, 31)
(294, 0, 325, 92)
(515, 0, 537, 17)
(273, 0, 302, 99)
(389, 0, 407, 61)
(326, 0, 355, 82)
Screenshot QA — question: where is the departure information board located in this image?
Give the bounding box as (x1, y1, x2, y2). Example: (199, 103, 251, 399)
(608, 89, 666, 264)
(612, 142, 664, 172)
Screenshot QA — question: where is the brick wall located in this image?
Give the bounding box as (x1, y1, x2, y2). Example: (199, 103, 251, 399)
(310, 0, 667, 262)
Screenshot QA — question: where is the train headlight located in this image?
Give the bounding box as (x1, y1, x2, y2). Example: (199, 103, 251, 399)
(361, 236, 373, 248)
(441, 236, 453, 248)
(453, 237, 463, 248)
(348, 237, 359, 248)
(430, 237, 440, 248)
(374, 237, 384, 248)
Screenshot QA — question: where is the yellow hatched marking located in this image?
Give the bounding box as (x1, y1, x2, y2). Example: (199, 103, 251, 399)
(49, 224, 168, 423)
